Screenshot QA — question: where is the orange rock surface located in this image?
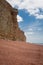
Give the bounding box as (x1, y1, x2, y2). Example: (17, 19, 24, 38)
(0, 39, 43, 65)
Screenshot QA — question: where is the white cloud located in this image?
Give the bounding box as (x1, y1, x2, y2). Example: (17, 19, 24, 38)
(6, 0, 21, 7)
(36, 14, 43, 19)
(37, 28, 42, 31)
(25, 32, 43, 43)
(24, 20, 43, 43)
(25, 21, 42, 32)
(25, 32, 34, 35)
(29, 28, 33, 31)
(17, 15, 23, 22)
(6, 0, 43, 19)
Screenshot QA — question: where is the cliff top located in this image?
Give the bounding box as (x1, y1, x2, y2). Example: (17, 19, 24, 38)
(0, 0, 18, 13)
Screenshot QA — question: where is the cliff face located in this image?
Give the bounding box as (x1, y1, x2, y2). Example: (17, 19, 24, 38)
(0, 0, 26, 41)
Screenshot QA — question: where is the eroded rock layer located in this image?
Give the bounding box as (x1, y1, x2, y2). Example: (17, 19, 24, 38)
(0, 39, 43, 65)
(0, 0, 26, 41)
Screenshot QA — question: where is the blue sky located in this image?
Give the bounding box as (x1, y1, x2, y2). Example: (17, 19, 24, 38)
(6, 0, 43, 44)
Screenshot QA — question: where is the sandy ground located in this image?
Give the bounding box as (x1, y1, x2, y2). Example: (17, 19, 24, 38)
(0, 39, 43, 65)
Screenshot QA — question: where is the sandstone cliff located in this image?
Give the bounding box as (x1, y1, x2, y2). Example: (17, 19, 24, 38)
(0, 0, 26, 41)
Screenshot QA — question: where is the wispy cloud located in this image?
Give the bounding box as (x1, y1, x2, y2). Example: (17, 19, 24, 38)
(24, 21, 43, 43)
(6, 0, 43, 19)
(6, 0, 21, 7)
(25, 31, 43, 43)
(25, 32, 34, 35)
(25, 21, 42, 32)
(36, 14, 43, 19)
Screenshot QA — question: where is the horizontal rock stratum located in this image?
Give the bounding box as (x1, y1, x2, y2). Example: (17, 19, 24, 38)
(0, 0, 26, 41)
(0, 39, 43, 65)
